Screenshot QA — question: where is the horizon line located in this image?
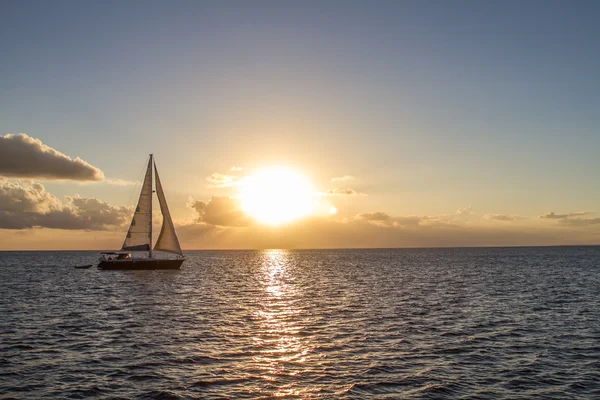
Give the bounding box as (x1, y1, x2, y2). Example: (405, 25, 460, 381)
(1, 244, 599, 252)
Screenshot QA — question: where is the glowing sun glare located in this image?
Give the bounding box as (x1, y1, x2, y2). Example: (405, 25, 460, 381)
(239, 166, 316, 225)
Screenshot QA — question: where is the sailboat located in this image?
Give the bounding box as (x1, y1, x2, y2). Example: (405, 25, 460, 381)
(98, 154, 185, 270)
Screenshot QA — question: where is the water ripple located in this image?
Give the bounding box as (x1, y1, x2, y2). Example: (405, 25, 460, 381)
(1, 247, 599, 398)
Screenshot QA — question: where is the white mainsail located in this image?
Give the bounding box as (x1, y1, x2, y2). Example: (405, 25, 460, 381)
(153, 163, 183, 256)
(122, 156, 153, 251)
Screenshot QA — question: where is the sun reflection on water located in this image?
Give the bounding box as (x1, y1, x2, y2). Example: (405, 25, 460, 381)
(253, 249, 314, 397)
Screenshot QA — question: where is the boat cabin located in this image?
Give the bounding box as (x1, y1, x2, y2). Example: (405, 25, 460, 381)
(100, 252, 132, 261)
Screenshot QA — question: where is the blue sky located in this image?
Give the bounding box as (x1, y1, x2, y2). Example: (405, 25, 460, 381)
(1, 1, 599, 248)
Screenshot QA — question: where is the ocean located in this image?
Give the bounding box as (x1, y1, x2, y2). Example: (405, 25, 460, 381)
(1, 247, 599, 399)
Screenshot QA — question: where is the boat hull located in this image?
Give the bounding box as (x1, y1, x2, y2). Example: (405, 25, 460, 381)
(98, 258, 184, 270)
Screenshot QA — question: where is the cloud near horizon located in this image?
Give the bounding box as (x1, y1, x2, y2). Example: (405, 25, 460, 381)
(0, 134, 104, 181)
(539, 211, 591, 219)
(174, 211, 600, 250)
(539, 211, 600, 227)
(188, 196, 249, 227)
(2, 187, 600, 249)
(357, 212, 390, 221)
(0, 179, 130, 230)
(1, 176, 599, 248)
(357, 212, 448, 228)
(483, 214, 527, 222)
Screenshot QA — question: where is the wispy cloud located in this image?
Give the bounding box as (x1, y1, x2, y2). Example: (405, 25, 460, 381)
(231, 166, 243, 171)
(483, 214, 527, 222)
(357, 212, 443, 227)
(323, 187, 366, 196)
(206, 173, 240, 188)
(539, 211, 591, 219)
(331, 175, 355, 183)
(456, 206, 474, 216)
(539, 211, 599, 226)
(357, 212, 390, 221)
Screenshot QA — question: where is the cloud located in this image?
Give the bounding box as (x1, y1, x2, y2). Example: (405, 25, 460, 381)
(357, 212, 390, 221)
(173, 210, 600, 250)
(188, 196, 249, 227)
(539, 211, 600, 227)
(0, 134, 104, 181)
(206, 173, 239, 188)
(0, 180, 63, 214)
(65, 196, 131, 227)
(0, 180, 130, 230)
(357, 212, 442, 227)
(539, 211, 591, 220)
(231, 166, 243, 171)
(325, 188, 365, 196)
(5, 194, 600, 249)
(331, 175, 355, 183)
(456, 206, 474, 216)
(483, 214, 526, 222)
(394, 216, 437, 226)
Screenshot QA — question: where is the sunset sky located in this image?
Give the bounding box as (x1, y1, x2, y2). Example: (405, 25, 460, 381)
(1, 1, 599, 249)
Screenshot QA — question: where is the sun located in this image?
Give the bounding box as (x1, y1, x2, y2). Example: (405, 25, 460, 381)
(239, 166, 316, 225)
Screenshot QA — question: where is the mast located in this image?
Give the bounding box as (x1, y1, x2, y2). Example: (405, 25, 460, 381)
(149, 154, 153, 259)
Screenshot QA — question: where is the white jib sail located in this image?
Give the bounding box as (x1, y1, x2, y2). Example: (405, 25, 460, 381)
(122, 156, 153, 251)
(153, 163, 183, 256)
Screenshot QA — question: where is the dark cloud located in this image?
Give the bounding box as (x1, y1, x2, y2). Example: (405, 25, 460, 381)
(188, 196, 249, 227)
(0, 179, 130, 230)
(0, 134, 104, 181)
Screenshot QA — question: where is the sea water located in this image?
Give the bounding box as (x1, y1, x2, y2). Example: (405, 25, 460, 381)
(1, 247, 599, 398)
